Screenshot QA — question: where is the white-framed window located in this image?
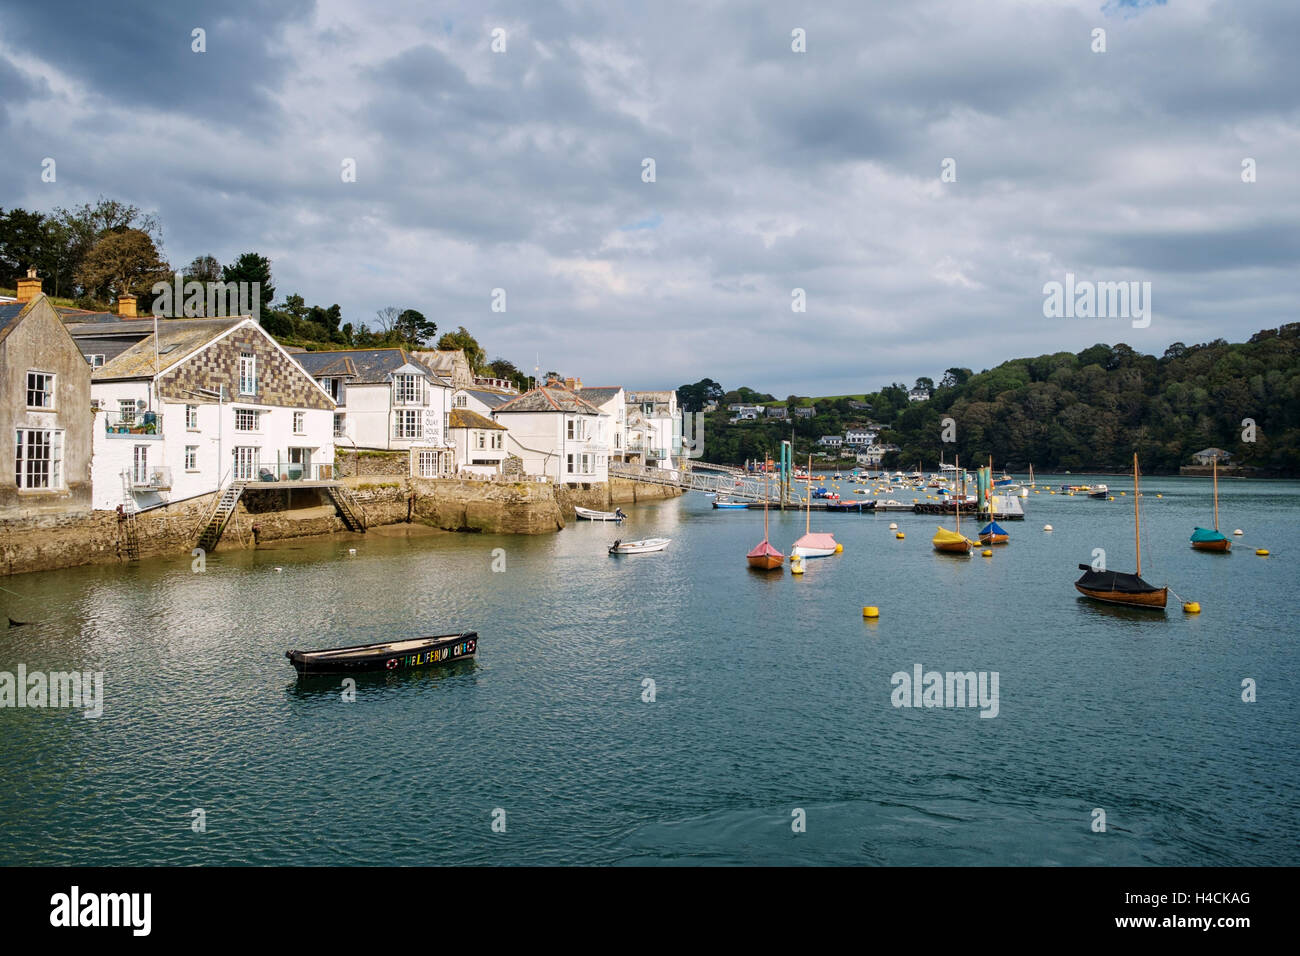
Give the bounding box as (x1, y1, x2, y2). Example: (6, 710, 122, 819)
(293, 411, 305, 434)
(566, 453, 575, 474)
(86, 354, 105, 369)
(119, 400, 137, 425)
(185, 445, 198, 471)
(233, 446, 258, 481)
(333, 414, 346, 439)
(418, 450, 437, 478)
(317, 377, 343, 402)
(26, 371, 55, 409)
(394, 409, 422, 439)
(476, 431, 486, 450)
(132, 445, 149, 485)
(582, 453, 592, 474)
(394, 374, 422, 405)
(492, 433, 502, 450)
(567, 418, 575, 440)
(186, 404, 199, 430)
(15, 429, 62, 489)
(454, 394, 468, 408)
(239, 352, 257, 395)
(234, 408, 259, 432)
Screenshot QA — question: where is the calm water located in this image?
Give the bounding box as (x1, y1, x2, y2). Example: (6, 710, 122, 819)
(2, 474, 1297, 865)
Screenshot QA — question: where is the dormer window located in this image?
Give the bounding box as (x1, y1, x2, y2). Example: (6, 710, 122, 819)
(394, 374, 422, 405)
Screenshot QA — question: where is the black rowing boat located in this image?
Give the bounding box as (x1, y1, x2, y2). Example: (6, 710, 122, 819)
(286, 632, 478, 675)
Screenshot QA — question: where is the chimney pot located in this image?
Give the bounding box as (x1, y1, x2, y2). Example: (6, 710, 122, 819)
(117, 293, 138, 318)
(16, 268, 42, 303)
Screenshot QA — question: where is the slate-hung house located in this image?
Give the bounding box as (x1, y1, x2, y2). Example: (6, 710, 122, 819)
(294, 348, 455, 473)
(1, 290, 94, 515)
(88, 316, 337, 510)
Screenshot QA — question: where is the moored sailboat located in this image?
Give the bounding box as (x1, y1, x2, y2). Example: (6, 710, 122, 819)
(1074, 453, 1168, 610)
(793, 455, 838, 558)
(747, 459, 785, 569)
(1190, 455, 1231, 552)
(933, 455, 973, 554)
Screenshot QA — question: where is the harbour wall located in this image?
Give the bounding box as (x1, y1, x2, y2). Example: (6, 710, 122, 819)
(0, 476, 681, 576)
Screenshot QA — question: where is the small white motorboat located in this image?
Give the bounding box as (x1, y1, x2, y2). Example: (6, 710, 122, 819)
(609, 537, 671, 555)
(575, 506, 626, 522)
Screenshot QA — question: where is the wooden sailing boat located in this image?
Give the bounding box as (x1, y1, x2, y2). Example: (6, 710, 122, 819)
(747, 457, 785, 569)
(933, 454, 973, 553)
(1190, 455, 1231, 552)
(792, 454, 838, 557)
(1074, 453, 1168, 609)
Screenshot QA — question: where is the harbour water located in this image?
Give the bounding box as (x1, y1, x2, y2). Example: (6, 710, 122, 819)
(2, 475, 1297, 865)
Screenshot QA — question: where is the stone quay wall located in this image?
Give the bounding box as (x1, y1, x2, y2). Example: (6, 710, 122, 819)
(1, 475, 683, 575)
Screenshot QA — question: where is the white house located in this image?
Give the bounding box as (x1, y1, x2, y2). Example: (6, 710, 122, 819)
(447, 409, 508, 477)
(493, 381, 610, 484)
(88, 316, 336, 511)
(566, 386, 628, 463)
(844, 428, 878, 447)
(296, 348, 455, 472)
(626, 390, 681, 469)
(817, 435, 844, 448)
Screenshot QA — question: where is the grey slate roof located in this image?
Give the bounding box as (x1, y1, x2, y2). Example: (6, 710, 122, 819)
(495, 384, 602, 415)
(573, 386, 622, 408)
(463, 388, 513, 409)
(0, 302, 26, 340)
(295, 348, 448, 386)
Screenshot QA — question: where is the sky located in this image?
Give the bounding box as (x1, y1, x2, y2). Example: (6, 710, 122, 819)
(2, 0, 1296, 396)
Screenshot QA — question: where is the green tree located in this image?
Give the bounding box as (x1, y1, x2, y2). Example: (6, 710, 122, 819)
(222, 252, 275, 313)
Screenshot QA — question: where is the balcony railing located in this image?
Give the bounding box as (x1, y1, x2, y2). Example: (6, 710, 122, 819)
(247, 458, 335, 483)
(130, 466, 172, 490)
(104, 411, 163, 439)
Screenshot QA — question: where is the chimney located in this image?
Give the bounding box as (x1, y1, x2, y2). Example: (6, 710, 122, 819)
(16, 267, 42, 303)
(117, 293, 138, 318)
(545, 374, 561, 387)
(564, 377, 582, 391)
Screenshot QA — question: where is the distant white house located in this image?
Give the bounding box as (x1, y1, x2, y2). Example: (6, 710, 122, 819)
(844, 428, 878, 446)
(817, 435, 844, 448)
(792, 406, 816, 418)
(1191, 447, 1232, 465)
(87, 316, 336, 510)
(908, 387, 932, 402)
(296, 348, 455, 472)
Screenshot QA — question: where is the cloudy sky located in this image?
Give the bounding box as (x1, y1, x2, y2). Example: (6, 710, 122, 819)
(2, 0, 1296, 395)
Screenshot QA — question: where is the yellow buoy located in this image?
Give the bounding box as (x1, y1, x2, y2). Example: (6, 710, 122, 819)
(863, 606, 879, 618)
(896, 532, 905, 539)
(982, 549, 993, 557)
(791, 556, 805, 574)
(1182, 601, 1201, 614)
(1156, 493, 1162, 498)
(1256, 549, 1269, 556)
(1108, 496, 1114, 501)
(835, 543, 843, 553)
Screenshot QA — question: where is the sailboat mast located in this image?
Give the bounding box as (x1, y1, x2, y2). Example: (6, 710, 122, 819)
(763, 457, 770, 539)
(805, 454, 812, 535)
(1134, 452, 1142, 577)
(955, 455, 961, 532)
(1212, 455, 1219, 531)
